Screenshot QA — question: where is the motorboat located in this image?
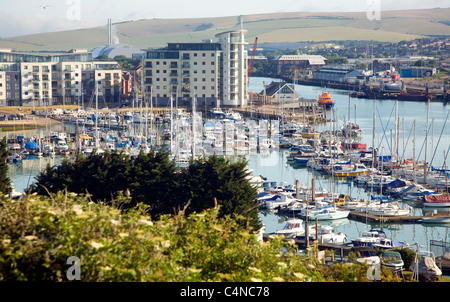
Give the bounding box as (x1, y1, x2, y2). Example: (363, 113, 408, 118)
(422, 195, 450, 208)
(334, 163, 369, 178)
(373, 238, 409, 249)
(366, 202, 411, 217)
(410, 250, 442, 282)
(274, 219, 306, 238)
(260, 192, 296, 210)
(352, 229, 387, 247)
(302, 207, 350, 221)
(317, 92, 335, 109)
(420, 216, 450, 225)
(380, 251, 404, 274)
(209, 107, 226, 119)
(352, 246, 380, 266)
(316, 226, 348, 245)
(298, 125, 320, 139)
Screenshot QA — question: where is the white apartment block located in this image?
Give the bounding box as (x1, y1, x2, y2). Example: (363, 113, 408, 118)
(143, 30, 248, 108)
(215, 30, 248, 107)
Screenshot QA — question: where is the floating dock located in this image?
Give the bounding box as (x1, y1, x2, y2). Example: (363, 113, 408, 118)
(346, 210, 424, 224)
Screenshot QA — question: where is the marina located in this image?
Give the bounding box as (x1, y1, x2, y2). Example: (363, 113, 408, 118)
(2, 77, 450, 276)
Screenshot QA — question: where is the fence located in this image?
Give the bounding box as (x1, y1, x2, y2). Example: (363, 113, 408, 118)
(430, 240, 450, 257)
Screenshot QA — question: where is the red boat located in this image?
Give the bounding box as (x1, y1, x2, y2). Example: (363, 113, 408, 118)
(318, 92, 335, 109)
(398, 92, 428, 102)
(423, 195, 450, 207)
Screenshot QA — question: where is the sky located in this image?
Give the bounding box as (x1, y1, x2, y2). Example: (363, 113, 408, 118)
(0, 0, 448, 38)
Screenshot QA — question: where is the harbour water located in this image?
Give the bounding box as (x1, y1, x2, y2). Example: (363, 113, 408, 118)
(4, 77, 450, 259)
(247, 77, 450, 256)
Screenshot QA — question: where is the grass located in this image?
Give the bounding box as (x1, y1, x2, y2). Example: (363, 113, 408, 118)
(1, 8, 448, 51)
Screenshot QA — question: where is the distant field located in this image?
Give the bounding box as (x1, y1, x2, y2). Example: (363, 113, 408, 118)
(0, 8, 448, 51)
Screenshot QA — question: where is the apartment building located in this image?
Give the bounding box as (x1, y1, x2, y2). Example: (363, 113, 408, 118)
(0, 71, 5, 106)
(0, 49, 122, 107)
(143, 30, 248, 108)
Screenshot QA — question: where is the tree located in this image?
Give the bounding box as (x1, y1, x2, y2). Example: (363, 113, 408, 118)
(0, 137, 11, 195)
(0, 192, 379, 282)
(32, 151, 261, 231)
(182, 155, 261, 230)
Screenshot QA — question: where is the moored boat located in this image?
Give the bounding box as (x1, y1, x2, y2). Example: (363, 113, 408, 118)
(316, 226, 348, 245)
(352, 229, 386, 247)
(274, 219, 306, 238)
(420, 216, 450, 225)
(318, 92, 335, 109)
(423, 195, 450, 208)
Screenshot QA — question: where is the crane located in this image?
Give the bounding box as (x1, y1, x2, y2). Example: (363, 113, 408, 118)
(247, 37, 258, 88)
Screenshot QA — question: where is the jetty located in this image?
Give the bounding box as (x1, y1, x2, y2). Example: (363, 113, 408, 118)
(262, 233, 415, 260)
(346, 210, 424, 223)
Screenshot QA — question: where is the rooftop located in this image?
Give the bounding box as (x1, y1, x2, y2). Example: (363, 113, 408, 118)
(274, 55, 327, 65)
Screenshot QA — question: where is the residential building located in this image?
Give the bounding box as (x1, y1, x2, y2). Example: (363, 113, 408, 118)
(258, 81, 318, 110)
(0, 71, 5, 106)
(0, 49, 122, 107)
(143, 30, 248, 108)
(215, 30, 248, 107)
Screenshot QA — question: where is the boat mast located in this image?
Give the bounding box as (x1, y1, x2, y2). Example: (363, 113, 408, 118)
(413, 120, 416, 183)
(424, 97, 430, 184)
(192, 93, 196, 159)
(95, 82, 99, 149)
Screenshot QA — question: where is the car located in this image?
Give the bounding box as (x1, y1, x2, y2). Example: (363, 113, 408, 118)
(8, 114, 18, 120)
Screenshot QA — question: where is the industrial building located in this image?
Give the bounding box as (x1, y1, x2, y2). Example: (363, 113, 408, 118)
(399, 66, 437, 78)
(272, 55, 328, 74)
(312, 66, 368, 84)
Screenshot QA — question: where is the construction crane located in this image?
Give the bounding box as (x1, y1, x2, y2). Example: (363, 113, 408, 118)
(247, 37, 258, 88)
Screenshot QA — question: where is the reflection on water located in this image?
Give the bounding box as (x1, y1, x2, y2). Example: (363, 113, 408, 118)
(8, 156, 65, 192)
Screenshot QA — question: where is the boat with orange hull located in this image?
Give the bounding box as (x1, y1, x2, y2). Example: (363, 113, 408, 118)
(423, 195, 450, 207)
(318, 92, 335, 109)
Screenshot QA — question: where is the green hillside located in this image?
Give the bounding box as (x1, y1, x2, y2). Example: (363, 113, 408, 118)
(0, 8, 448, 52)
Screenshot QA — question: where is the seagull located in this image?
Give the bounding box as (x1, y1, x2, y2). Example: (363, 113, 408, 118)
(39, 5, 54, 9)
